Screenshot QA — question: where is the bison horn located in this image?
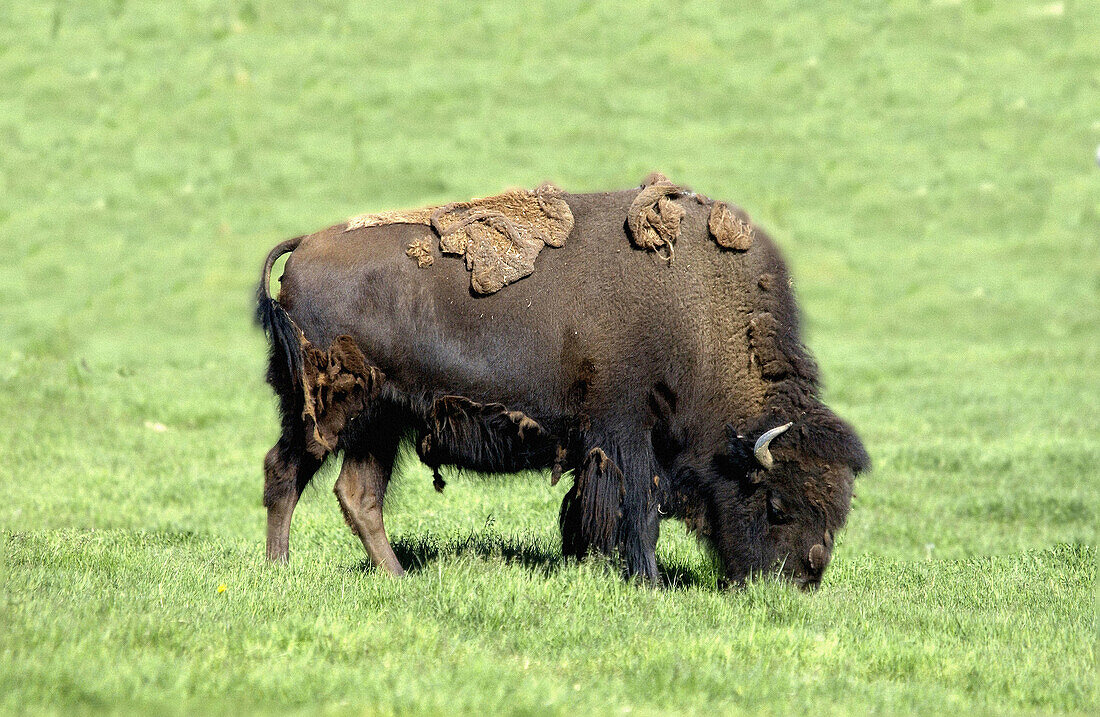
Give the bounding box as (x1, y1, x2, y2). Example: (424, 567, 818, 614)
(753, 422, 793, 469)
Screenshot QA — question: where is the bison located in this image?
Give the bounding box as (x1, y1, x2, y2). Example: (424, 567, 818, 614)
(256, 173, 869, 588)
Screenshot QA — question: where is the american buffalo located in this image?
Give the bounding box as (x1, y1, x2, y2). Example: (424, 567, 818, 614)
(256, 173, 869, 588)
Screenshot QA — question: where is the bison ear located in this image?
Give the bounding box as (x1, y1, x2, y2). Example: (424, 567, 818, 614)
(719, 426, 766, 485)
(722, 425, 754, 466)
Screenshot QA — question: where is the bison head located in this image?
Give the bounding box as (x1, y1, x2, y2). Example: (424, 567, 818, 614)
(709, 408, 869, 589)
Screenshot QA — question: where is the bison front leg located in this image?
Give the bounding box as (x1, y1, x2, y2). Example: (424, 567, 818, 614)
(334, 452, 404, 576)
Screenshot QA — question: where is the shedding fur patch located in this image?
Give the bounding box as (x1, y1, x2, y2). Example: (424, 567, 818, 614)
(748, 312, 784, 380)
(626, 172, 690, 259)
(344, 184, 573, 295)
(432, 183, 573, 294)
(405, 238, 434, 267)
(299, 335, 384, 459)
(708, 201, 754, 250)
(345, 206, 436, 232)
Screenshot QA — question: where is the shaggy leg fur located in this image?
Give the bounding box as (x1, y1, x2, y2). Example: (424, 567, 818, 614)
(560, 448, 621, 560)
(263, 437, 322, 563)
(559, 436, 661, 584)
(334, 452, 404, 576)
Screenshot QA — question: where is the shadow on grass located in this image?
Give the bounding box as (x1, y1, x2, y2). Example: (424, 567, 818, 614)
(390, 531, 564, 577)
(350, 528, 719, 589)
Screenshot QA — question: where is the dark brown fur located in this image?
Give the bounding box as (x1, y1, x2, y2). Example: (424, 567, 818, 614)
(257, 179, 869, 586)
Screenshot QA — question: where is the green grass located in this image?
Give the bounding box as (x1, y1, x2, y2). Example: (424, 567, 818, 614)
(1, 0, 1096, 714)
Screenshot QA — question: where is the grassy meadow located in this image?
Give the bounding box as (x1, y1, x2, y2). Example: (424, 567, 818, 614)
(1, 0, 1097, 714)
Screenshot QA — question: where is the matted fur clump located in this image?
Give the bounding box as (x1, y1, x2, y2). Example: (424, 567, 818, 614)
(404, 237, 434, 268)
(626, 172, 690, 258)
(626, 172, 755, 257)
(345, 183, 573, 295)
(708, 200, 754, 250)
(434, 183, 573, 294)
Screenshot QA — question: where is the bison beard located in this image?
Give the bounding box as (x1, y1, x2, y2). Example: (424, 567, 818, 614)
(256, 174, 869, 586)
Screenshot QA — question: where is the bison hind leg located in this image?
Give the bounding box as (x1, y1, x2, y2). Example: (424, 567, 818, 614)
(334, 451, 404, 576)
(264, 434, 323, 563)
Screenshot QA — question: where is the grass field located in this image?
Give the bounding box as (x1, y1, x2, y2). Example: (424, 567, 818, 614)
(1, 1, 1097, 714)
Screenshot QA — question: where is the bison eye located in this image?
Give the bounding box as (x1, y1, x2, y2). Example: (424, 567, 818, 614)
(767, 492, 791, 525)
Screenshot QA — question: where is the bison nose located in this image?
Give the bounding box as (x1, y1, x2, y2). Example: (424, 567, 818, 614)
(808, 543, 828, 574)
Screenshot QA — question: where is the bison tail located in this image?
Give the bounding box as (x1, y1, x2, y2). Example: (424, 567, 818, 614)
(256, 236, 306, 394)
